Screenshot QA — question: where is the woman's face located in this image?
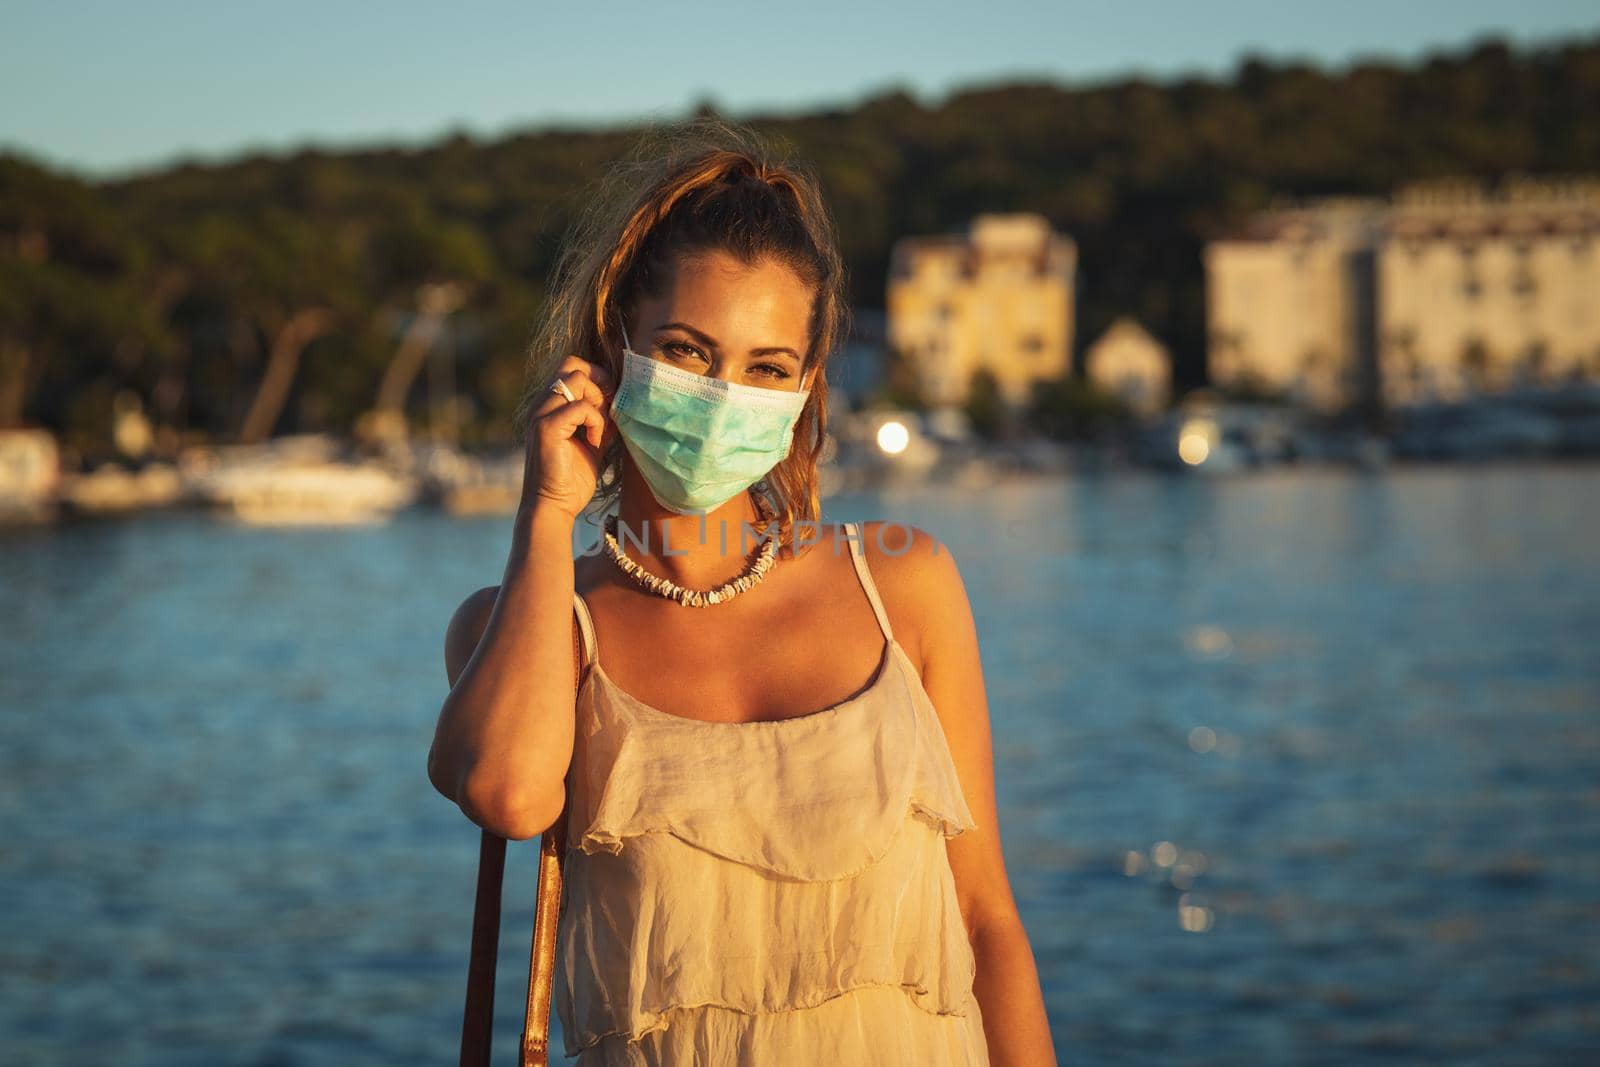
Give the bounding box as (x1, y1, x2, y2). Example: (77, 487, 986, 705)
(629, 249, 816, 393)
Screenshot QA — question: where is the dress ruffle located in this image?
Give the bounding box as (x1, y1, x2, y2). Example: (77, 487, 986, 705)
(571, 642, 973, 879)
(571, 986, 989, 1065)
(556, 812, 978, 1056)
(555, 638, 983, 1060)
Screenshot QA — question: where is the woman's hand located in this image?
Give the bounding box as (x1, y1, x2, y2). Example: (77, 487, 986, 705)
(520, 354, 617, 522)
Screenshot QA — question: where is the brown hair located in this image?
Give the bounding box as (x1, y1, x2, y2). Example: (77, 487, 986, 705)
(511, 116, 850, 552)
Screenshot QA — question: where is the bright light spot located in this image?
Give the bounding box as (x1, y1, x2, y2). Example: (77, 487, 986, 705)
(1178, 892, 1215, 932)
(1186, 624, 1233, 659)
(1189, 725, 1217, 753)
(1178, 432, 1211, 465)
(1151, 840, 1178, 867)
(1178, 417, 1218, 466)
(1123, 850, 1147, 876)
(876, 421, 910, 454)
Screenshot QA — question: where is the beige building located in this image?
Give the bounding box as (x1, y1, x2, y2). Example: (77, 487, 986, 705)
(1084, 317, 1172, 418)
(1379, 179, 1600, 406)
(1204, 199, 1383, 413)
(1206, 179, 1600, 413)
(887, 213, 1076, 408)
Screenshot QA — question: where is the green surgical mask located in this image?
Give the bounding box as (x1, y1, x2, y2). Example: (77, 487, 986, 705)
(609, 322, 811, 515)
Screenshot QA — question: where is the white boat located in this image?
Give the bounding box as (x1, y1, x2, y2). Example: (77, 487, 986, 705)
(436, 452, 523, 516)
(181, 434, 417, 525)
(0, 427, 61, 524)
(386, 439, 525, 516)
(59, 461, 184, 515)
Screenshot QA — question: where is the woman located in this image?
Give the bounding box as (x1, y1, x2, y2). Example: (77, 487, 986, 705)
(428, 118, 1056, 1065)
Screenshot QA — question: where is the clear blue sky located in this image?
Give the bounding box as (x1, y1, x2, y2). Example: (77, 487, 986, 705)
(4, 0, 1597, 178)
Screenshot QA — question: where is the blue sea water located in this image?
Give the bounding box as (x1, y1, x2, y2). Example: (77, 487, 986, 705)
(1, 462, 1596, 1066)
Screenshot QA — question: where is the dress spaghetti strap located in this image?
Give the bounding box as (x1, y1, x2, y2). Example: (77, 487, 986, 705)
(843, 522, 895, 643)
(572, 591, 598, 670)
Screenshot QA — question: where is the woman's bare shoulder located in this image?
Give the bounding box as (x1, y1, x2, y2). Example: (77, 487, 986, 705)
(444, 585, 500, 685)
(854, 519, 955, 586)
(443, 559, 597, 685)
(851, 520, 965, 660)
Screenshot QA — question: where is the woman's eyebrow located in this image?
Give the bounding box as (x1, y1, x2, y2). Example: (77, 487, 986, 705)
(655, 321, 801, 361)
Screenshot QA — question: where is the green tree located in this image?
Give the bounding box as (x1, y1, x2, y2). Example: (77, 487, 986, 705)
(1026, 374, 1130, 441)
(964, 366, 1005, 439)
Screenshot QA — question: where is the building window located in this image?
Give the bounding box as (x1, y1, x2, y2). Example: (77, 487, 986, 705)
(1459, 244, 1483, 302)
(1511, 242, 1538, 302)
(1516, 341, 1549, 384)
(1512, 269, 1538, 301)
(1460, 338, 1491, 391)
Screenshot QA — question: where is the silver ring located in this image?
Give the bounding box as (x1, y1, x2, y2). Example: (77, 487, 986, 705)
(550, 378, 576, 403)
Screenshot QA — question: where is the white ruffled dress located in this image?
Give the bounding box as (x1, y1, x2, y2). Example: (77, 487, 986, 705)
(557, 522, 990, 1065)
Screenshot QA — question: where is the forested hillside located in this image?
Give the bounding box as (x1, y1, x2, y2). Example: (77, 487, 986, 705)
(3, 34, 1597, 453)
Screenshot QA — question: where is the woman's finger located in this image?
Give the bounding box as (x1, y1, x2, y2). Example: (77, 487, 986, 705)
(553, 368, 607, 410)
(539, 396, 604, 450)
(555, 354, 615, 396)
(532, 382, 575, 419)
(533, 373, 597, 422)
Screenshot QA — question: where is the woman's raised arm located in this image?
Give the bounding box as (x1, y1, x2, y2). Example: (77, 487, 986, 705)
(426, 353, 615, 840)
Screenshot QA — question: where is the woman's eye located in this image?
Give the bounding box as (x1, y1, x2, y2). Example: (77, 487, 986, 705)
(659, 343, 787, 381)
(662, 342, 705, 362)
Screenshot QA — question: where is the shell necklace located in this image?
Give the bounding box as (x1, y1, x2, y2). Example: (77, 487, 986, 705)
(602, 494, 780, 607)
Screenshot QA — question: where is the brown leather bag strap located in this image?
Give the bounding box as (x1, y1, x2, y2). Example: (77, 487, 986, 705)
(460, 829, 507, 1067)
(520, 800, 568, 1065)
(458, 604, 581, 1067)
